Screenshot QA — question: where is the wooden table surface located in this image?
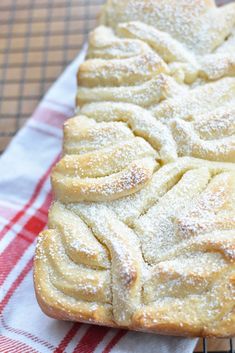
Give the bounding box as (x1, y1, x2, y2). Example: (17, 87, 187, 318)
(0, 0, 234, 352)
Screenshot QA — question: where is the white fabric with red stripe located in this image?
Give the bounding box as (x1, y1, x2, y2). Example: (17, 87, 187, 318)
(0, 46, 197, 353)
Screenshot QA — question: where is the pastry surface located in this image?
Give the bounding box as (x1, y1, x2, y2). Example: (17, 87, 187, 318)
(34, 0, 235, 337)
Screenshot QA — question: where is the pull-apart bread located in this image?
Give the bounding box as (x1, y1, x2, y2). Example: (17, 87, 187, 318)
(34, 0, 235, 337)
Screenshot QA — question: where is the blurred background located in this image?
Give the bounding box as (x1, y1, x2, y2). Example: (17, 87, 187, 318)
(0, 0, 104, 153)
(0, 1, 234, 350)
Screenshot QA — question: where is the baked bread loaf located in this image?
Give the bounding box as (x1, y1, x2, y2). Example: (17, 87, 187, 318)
(34, 0, 235, 337)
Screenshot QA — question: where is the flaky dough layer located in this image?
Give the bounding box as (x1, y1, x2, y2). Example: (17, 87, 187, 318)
(34, 0, 235, 337)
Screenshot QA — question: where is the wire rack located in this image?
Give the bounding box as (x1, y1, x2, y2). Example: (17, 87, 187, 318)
(198, 338, 234, 353)
(0, 1, 234, 352)
(0, 0, 104, 152)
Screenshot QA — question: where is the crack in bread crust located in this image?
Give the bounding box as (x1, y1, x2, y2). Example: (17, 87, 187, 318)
(34, 0, 235, 338)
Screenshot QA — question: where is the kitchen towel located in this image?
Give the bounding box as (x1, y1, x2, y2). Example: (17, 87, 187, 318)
(0, 46, 198, 353)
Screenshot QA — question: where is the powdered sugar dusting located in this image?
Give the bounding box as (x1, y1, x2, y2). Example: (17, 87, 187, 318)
(35, 0, 235, 334)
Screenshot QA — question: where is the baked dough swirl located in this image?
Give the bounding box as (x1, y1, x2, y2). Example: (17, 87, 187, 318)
(34, 0, 235, 337)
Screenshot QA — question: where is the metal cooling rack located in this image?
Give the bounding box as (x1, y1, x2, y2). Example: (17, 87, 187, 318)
(0, 0, 104, 152)
(0, 1, 234, 352)
(200, 338, 234, 353)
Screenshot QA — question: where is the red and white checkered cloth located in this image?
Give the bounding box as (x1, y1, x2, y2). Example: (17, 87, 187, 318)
(0, 47, 198, 353)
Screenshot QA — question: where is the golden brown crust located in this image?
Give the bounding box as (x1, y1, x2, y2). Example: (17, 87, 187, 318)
(34, 0, 235, 338)
(34, 160, 235, 337)
(34, 228, 235, 337)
